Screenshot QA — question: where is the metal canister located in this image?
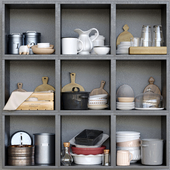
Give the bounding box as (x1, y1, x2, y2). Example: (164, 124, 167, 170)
(8, 33, 23, 54)
(8, 145, 33, 166)
(23, 31, 41, 46)
(34, 133, 55, 165)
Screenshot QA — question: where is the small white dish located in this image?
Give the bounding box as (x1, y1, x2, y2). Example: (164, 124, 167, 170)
(93, 46, 110, 55)
(37, 43, 50, 48)
(135, 107, 164, 110)
(116, 131, 140, 135)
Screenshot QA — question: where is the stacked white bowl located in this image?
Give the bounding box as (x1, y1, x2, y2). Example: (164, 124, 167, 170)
(117, 97, 135, 110)
(88, 94, 108, 110)
(116, 131, 141, 163)
(116, 41, 131, 55)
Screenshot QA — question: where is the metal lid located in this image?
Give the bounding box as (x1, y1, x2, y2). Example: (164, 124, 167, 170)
(33, 133, 55, 136)
(23, 31, 41, 36)
(8, 33, 23, 38)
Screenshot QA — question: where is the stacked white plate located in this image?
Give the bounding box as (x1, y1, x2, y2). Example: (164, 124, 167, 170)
(116, 131, 141, 163)
(116, 41, 131, 55)
(88, 94, 108, 110)
(117, 102, 134, 110)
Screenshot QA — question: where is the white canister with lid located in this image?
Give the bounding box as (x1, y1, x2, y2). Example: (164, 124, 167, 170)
(90, 33, 105, 47)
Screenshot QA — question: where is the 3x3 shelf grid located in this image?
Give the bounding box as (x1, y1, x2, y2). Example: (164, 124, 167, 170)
(1, 1, 169, 170)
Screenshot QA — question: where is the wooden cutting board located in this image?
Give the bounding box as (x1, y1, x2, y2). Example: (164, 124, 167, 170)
(62, 73, 85, 92)
(143, 77, 161, 95)
(90, 80, 108, 96)
(116, 24, 133, 46)
(34, 77, 55, 92)
(13, 83, 26, 92)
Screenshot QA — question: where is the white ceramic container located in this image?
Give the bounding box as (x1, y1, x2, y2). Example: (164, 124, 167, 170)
(37, 43, 50, 48)
(71, 153, 103, 165)
(93, 46, 110, 55)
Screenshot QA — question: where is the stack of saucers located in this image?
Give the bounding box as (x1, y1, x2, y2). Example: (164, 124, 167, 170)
(116, 131, 141, 163)
(117, 97, 134, 110)
(116, 41, 131, 55)
(88, 94, 108, 110)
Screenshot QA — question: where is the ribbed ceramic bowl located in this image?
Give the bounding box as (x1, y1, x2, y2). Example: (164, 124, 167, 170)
(71, 145, 106, 155)
(117, 139, 140, 147)
(71, 153, 103, 165)
(89, 99, 107, 105)
(118, 97, 134, 102)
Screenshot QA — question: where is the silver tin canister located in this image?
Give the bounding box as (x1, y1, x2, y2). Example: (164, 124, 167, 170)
(141, 139, 163, 165)
(8, 33, 23, 54)
(34, 133, 55, 165)
(23, 31, 41, 46)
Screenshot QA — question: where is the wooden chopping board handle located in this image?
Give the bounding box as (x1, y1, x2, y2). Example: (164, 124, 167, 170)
(18, 83, 23, 90)
(70, 73, 76, 84)
(100, 80, 106, 89)
(42, 77, 48, 84)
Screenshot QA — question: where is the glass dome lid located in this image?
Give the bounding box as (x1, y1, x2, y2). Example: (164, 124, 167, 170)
(135, 88, 163, 109)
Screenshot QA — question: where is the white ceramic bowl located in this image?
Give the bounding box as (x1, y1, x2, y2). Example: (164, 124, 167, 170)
(89, 94, 108, 99)
(89, 99, 107, 105)
(93, 46, 110, 55)
(116, 131, 140, 136)
(37, 43, 50, 48)
(71, 153, 103, 165)
(118, 97, 134, 102)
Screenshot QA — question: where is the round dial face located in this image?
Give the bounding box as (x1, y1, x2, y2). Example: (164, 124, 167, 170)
(11, 131, 32, 145)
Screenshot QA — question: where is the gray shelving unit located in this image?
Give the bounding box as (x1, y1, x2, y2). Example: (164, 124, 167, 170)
(0, 0, 169, 170)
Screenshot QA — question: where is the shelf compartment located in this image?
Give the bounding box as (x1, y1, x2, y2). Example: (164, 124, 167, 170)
(3, 115, 56, 167)
(61, 60, 111, 110)
(116, 60, 167, 110)
(116, 115, 167, 167)
(116, 3, 167, 54)
(60, 115, 111, 167)
(3, 3, 56, 55)
(60, 4, 111, 55)
(3, 60, 55, 109)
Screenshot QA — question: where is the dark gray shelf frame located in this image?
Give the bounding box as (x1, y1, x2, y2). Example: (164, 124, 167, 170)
(0, 0, 170, 170)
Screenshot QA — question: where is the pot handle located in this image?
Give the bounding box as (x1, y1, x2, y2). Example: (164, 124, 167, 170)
(141, 145, 148, 147)
(72, 87, 80, 92)
(80, 96, 88, 99)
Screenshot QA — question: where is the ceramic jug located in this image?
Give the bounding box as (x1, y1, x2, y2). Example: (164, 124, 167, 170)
(74, 28, 99, 55)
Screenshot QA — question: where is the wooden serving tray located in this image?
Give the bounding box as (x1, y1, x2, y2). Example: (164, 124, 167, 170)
(17, 92, 54, 110)
(129, 47, 167, 55)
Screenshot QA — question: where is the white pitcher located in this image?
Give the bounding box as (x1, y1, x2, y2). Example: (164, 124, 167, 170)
(74, 28, 99, 55)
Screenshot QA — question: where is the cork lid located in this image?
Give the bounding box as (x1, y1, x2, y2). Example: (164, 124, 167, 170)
(63, 142, 70, 147)
(104, 149, 109, 154)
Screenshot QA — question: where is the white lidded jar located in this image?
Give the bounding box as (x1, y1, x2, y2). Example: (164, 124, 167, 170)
(90, 33, 105, 47)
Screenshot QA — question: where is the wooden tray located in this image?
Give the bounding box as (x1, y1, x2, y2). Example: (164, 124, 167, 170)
(17, 92, 54, 110)
(129, 47, 167, 55)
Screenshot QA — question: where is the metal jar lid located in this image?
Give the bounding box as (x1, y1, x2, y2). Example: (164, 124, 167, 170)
(8, 33, 23, 38)
(23, 31, 41, 36)
(33, 133, 55, 136)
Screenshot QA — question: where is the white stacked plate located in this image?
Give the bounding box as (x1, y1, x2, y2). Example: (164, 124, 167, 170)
(116, 41, 131, 55)
(117, 102, 134, 110)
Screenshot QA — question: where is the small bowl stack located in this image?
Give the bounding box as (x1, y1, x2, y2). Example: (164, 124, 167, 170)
(32, 43, 55, 54)
(117, 97, 135, 110)
(116, 41, 131, 55)
(116, 131, 141, 163)
(88, 94, 108, 110)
